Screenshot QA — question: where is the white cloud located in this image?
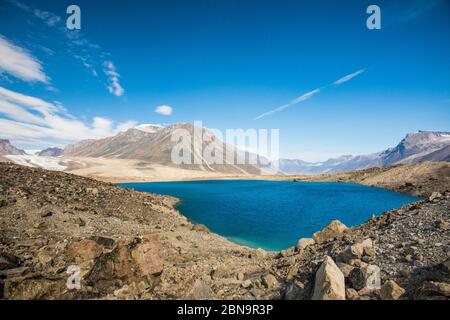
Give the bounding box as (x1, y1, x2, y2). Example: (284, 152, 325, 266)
(333, 69, 365, 85)
(155, 105, 173, 116)
(0, 86, 134, 146)
(104, 61, 125, 97)
(0, 86, 59, 114)
(8, 1, 124, 95)
(0, 35, 49, 83)
(255, 89, 320, 120)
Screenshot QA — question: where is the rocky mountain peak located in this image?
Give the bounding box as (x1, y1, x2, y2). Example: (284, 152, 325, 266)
(37, 147, 63, 157)
(0, 139, 26, 155)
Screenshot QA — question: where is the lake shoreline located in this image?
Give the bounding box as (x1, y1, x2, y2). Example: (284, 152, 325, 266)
(119, 180, 419, 251)
(97, 161, 450, 198)
(1, 162, 448, 300)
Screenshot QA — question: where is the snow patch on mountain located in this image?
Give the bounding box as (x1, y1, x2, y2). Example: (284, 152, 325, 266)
(5, 155, 68, 171)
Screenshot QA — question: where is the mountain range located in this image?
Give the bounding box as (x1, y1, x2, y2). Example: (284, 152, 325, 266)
(62, 123, 262, 175)
(278, 131, 450, 174)
(1, 126, 449, 175)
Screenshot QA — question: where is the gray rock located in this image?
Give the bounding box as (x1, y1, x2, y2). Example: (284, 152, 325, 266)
(348, 265, 379, 291)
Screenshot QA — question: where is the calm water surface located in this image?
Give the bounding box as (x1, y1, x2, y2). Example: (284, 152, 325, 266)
(119, 180, 418, 251)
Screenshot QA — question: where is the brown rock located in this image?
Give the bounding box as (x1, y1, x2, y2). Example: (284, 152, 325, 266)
(380, 280, 405, 300)
(262, 274, 279, 289)
(313, 220, 348, 244)
(131, 235, 164, 277)
(89, 235, 115, 249)
(346, 288, 359, 300)
(67, 239, 103, 263)
(4, 278, 67, 300)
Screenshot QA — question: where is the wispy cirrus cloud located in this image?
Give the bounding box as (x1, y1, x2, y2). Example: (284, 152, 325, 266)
(0, 35, 49, 83)
(254, 89, 320, 120)
(6, 0, 124, 97)
(104, 61, 125, 97)
(333, 69, 365, 85)
(255, 69, 365, 120)
(0, 86, 136, 146)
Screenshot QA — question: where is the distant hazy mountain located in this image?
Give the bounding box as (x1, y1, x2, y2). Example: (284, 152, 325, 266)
(0, 139, 26, 156)
(63, 123, 261, 174)
(278, 131, 450, 174)
(38, 147, 63, 157)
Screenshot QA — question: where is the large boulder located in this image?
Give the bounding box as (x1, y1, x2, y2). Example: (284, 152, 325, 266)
(312, 256, 345, 300)
(86, 235, 164, 293)
(67, 239, 103, 263)
(313, 220, 348, 244)
(131, 235, 164, 277)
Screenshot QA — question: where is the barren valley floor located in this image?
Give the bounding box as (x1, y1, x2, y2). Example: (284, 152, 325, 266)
(0, 162, 449, 300)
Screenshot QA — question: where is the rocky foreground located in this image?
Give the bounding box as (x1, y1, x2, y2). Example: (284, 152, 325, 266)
(0, 162, 449, 300)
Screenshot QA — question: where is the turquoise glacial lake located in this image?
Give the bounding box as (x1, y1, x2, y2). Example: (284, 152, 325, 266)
(119, 180, 418, 251)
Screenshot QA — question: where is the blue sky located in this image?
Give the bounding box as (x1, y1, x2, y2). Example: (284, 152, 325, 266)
(0, 0, 449, 161)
